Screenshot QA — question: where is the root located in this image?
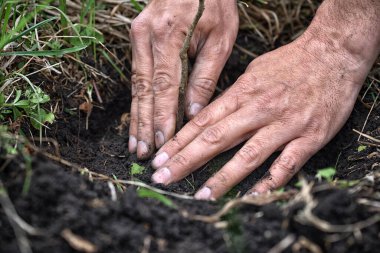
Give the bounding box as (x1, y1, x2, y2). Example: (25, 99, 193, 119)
(176, 0, 205, 131)
(183, 190, 296, 223)
(267, 234, 296, 253)
(0, 179, 44, 253)
(295, 177, 380, 233)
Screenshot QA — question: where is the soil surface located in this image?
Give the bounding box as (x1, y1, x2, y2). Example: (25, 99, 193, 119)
(1, 33, 380, 253)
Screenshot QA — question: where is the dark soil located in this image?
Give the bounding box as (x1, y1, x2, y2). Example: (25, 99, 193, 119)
(1, 34, 380, 253)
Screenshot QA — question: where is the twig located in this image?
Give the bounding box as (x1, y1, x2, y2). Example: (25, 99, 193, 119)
(353, 129, 380, 144)
(176, 0, 205, 131)
(268, 234, 296, 253)
(140, 236, 152, 253)
(183, 191, 296, 223)
(292, 236, 323, 253)
(358, 92, 379, 142)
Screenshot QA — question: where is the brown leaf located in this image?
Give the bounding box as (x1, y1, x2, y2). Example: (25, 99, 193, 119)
(115, 112, 130, 134)
(79, 102, 93, 114)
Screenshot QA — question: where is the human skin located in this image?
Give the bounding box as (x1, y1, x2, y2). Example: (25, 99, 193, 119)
(128, 0, 239, 159)
(131, 0, 380, 200)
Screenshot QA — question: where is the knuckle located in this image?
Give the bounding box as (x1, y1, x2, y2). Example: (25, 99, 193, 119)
(262, 177, 279, 191)
(192, 78, 216, 96)
(130, 17, 148, 37)
(171, 153, 188, 167)
(237, 144, 260, 164)
(200, 126, 224, 145)
(191, 109, 212, 128)
(235, 74, 256, 94)
(136, 78, 152, 97)
(153, 72, 175, 94)
(273, 155, 298, 175)
(305, 119, 327, 145)
(214, 171, 229, 188)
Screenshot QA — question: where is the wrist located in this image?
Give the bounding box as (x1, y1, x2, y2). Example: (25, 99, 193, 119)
(295, 0, 380, 84)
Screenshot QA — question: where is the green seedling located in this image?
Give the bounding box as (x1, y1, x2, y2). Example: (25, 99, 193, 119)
(137, 188, 175, 208)
(112, 174, 124, 192)
(315, 167, 336, 182)
(130, 162, 145, 176)
(336, 179, 360, 188)
(357, 145, 367, 152)
(0, 86, 54, 130)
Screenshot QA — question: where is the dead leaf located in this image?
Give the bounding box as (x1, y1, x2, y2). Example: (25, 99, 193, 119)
(79, 101, 93, 114)
(115, 112, 130, 134)
(61, 229, 98, 253)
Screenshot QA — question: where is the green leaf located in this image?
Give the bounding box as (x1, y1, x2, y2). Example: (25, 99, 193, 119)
(29, 108, 54, 129)
(131, 163, 145, 176)
(12, 90, 22, 104)
(0, 44, 89, 57)
(0, 93, 5, 106)
(12, 107, 22, 120)
(137, 188, 175, 208)
(316, 167, 336, 182)
(130, 0, 144, 12)
(5, 16, 58, 47)
(43, 111, 55, 124)
(357, 145, 367, 152)
(69, 25, 104, 46)
(14, 99, 30, 108)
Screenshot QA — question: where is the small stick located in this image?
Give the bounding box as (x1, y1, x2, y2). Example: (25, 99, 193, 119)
(176, 0, 205, 131)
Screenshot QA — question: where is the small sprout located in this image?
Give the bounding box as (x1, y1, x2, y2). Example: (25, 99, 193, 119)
(130, 163, 145, 176)
(357, 145, 367, 152)
(294, 181, 303, 188)
(316, 167, 336, 182)
(336, 179, 359, 188)
(137, 188, 175, 208)
(112, 174, 124, 192)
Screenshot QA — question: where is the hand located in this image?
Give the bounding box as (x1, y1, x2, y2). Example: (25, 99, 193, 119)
(128, 0, 239, 159)
(149, 27, 376, 199)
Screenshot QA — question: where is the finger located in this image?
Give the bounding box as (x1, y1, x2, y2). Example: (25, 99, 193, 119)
(152, 41, 182, 149)
(185, 34, 234, 119)
(128, 46, 138, 153)
(248, 137, 317, 194)
(194, 125, 296, 200)
(130, 19, 155, 160)
(151, 92, 238, 169)
(151, 108, 273, 185)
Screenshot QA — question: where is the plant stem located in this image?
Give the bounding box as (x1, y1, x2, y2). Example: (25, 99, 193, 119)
(176, 0, 205, 132)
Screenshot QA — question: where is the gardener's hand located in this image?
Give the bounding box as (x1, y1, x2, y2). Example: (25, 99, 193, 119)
(128, 0, 239, 159)
(150, 0, 380, 199)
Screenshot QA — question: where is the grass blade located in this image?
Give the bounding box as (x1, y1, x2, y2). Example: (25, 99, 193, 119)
(0, 44, 89, 57)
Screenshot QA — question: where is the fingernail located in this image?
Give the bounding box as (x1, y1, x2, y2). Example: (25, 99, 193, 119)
(137, 141, 148, 156)
(128, 136, 137, 153)
(246, 191, 260, 197)
(189, 103, 204, 117)
(155, 131, 165, 148)
(152, 152, 169, 169)
(194, 187, 212, 200)
(152, 167, 171, 184)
